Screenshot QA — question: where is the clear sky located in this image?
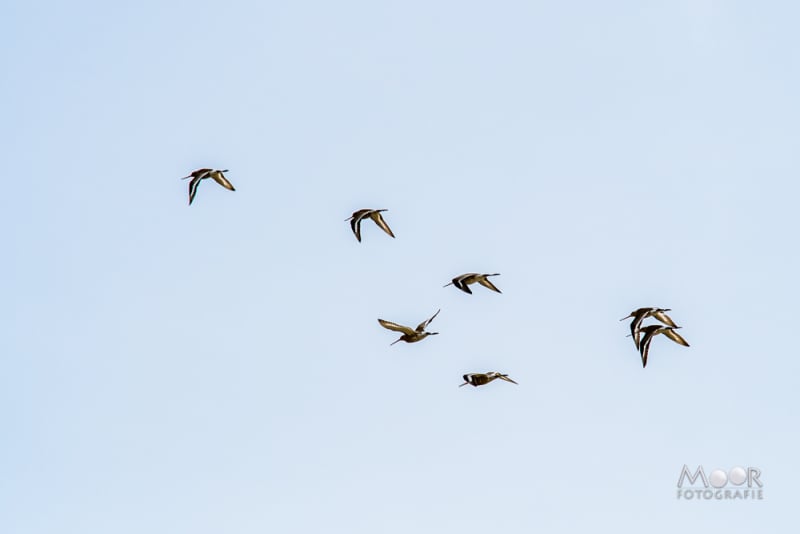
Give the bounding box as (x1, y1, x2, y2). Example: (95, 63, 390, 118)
(2, 1, 798, 532)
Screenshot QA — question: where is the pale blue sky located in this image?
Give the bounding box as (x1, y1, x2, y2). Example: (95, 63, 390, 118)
(2, 1, 799, 532)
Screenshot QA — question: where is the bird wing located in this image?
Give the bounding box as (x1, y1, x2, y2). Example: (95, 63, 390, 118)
(478, 276, 502, 293)
(188, 176, 202, 205)
(416, 309, 441, 332)
(652, 310, 678, 328)
(349, 210, 371, 242)
(628, 308, 650, 349)
(639, 330, 658, 368)
(455, 279, 472, 294)
(450, 274, 476, 294)
(211, 172, 236, 191)
(371, 211, 395, 238)
(663, 328, 690, 347)
(498, 374, 518, 385)
(378, 319, 414, 335)
(350, 217, 363, 242)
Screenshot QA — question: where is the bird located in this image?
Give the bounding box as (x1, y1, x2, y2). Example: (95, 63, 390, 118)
(378, 309, 440, 345)
(444, 273, 502, 294)
(459, 372, 518, 387)
(345, 209, 395, 242)
(638, 324, 690, 368)
(620, 307, 678, 349)
(182, 168, 235, 205)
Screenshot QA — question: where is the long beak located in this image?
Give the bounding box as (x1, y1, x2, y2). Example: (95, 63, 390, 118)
(619, 315, 632, 321)
(443, 282, 453, 287)
(458, 382, 468, 387)
(390, 339, 401, 346)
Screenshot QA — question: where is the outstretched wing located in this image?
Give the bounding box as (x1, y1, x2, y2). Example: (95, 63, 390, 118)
(652, 310, 678, 328)
(638, 330, 657, 368)
(478, 275, 502, 293)
(450, 274, 475, 294)
(211, 172, 236, 191)
(497, 374, 518, 385)
(378, 319, 414, 335)
(628, 308, 650, 349)
(371, 211, 395, 238)
(416, 309, 441, 332)
(188, 176, 202, 205)
(663, 328, 690, 347)
(455, 278, 472, 294)
(348, 210, 370, 242)
(350, 218, 362, 242)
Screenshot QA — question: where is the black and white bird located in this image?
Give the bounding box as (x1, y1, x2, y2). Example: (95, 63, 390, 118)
(459, 372, 518, 387)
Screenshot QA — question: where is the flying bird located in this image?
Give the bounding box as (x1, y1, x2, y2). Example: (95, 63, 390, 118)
(459, 372, 518, 387)
(345, 209, 395, 242)
(638, 324, 690, 368)
(620, 307, 678, 349)
(378, 309, 440, 345)
(444, 273, 502, 294)
(182, 168, 235, 205)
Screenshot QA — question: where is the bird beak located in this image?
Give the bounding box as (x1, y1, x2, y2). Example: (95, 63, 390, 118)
(458, 382, 468, 387)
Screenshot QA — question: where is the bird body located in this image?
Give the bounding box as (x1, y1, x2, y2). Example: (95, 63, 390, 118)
(346, 209, 395, 242)
(378, 309, 440, 345)
(459, 372, 518, 387)
(182, 168, 235, 205)
(444, 273, 502, 294)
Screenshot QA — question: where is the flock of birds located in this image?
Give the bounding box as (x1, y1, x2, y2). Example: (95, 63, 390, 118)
(183, 168, 691, 383)
(620, 307, 690, 368)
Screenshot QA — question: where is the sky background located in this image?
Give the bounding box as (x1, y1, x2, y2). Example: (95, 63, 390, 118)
(2, 1, 799, 532)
